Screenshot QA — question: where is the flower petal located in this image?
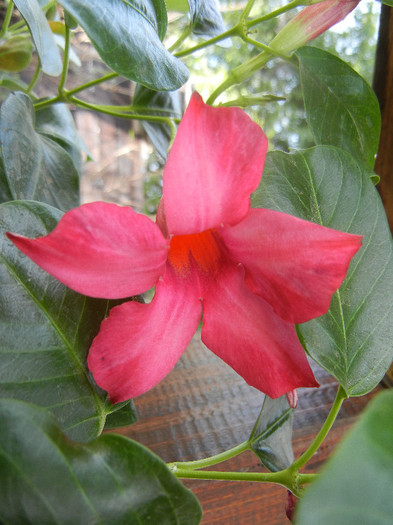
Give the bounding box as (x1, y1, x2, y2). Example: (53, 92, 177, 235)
(221, 208, 362, 323)
(7, 202, 168, 299)
(201, 264, 318, 398)
(87, 264, 202, 402)
(163, 92, 268, 235)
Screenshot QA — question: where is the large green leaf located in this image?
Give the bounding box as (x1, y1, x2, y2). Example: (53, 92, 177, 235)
(0, 200, 138, 441)
(249, 395, 294, 472)
(253, 146, 393, 396)
(295, 389, 393, 524)
(58, 0, 189, 91)
(297, 47, 381, 169)
(13, 0, 62, 76)
(0, 399, 202, 524)
(0, 92, 79, 210)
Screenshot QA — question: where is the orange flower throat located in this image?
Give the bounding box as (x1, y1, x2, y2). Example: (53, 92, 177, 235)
(168, 229, 222, 276)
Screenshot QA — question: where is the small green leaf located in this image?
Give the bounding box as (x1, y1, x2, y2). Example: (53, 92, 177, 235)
(249, 395, 294, 472)
(297, 46, 381, 169)
(0, 399, 203, 525)
(188, 0, 225, 36)
(58, 0, 189, 91)
(13, 0, 62, 76)
(0, 201, 135, 441)
(104, 400, 138, 430)
(0, 92, 79, 211)
(295, 389, 393, 524)
(253, 146, 393, 396)
(133, 85, 182, 159)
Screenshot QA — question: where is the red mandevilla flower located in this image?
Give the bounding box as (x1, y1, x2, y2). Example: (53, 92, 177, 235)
(7, 93, 362, 403)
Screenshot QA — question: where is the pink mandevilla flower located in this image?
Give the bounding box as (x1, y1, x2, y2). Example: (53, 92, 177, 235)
(7, 93, 362, 403)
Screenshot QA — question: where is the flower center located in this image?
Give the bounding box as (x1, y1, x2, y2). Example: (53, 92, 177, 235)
(168, 229, 222, 276)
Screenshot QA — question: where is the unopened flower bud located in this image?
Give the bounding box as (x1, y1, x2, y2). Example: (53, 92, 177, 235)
(0, 35, 33, 72)
(270, 0, 360, 56)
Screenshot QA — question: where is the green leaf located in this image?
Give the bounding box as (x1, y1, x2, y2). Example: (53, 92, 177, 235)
(295, 389, 393, 524)
(297, 46, 381, 169)
(253, 146, 393, 396)
(57, 0, 189, 91)
(0, 92, 79, 211)
(0, 399, 203, 524)
(104, 400, 138, 430)
(0, 200, 133, 441)
(35, 102, 89, 174)
(13, 0, 62, 76)
(0, 157, 13, 203)
(133, 85, 182, 159)
(249, 395, 294, 472)
(188, 0, 225, 36)
(165, 0, 189, 12)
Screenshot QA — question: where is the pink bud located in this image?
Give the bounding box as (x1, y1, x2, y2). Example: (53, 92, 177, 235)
(270, 0, 360, 55)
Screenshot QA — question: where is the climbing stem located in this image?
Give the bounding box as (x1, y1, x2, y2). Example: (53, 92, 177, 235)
(246, 0, 303, 29)
(168, 441, 250, 471)
(0, 0, 14, 38)
(58, 24, 71, 94)
(291, 385, 348, 471)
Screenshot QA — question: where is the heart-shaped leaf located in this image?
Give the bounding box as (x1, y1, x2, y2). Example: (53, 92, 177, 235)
(297, 46, 381, 169)
(253, 146, 393, 396)
(0, 92, 79, 210)
(296, 389, 393, 524)
(0, 200, 138, 441)
(13, 0, 62, 76)
(188, 0, 225, 36)
(0, 399, 202, 524)
(249, 395, 294, 472)
(58, 0, 189, 91)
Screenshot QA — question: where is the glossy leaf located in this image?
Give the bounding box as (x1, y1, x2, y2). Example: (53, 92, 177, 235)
(249, 395, 294, 472)
(253, 146, 393, 396)
(189, 0, 225, 36)
(133, 86, 183, 159)
(58, 0, 189, 91)
(13, 0, 62, 76)
(35, 102, 88, 174)
(104, 400, 138, 430)
(0, 201, 136, 442)
(296, 389, 393, 524)
(0, 92, 79, 211)
(297, 46, 381, 169)
(0, 399, 202, 525)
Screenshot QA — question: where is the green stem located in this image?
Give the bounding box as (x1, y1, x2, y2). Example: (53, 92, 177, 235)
(69, 96, 181, 125)
(174, 26, 239, 58)
(168, 26, 191, 52)
(65, 72, 119, 97)
(168, 441, 250, 471)
(246, 0, 303, 29)
(0, 0, 14, 38)
(206, 50, 271, 105)
(58, 24, 71, 94)
(291, 385, 348, 471)
(173, 467, 302, 496)
(33, 94, 63, 110)
(26, 61, 42, 94)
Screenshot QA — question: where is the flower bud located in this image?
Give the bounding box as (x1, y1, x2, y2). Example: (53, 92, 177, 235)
(270, 0, 360, 56)
(0, 35, 33, 72)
